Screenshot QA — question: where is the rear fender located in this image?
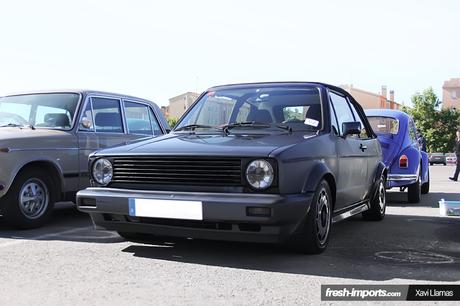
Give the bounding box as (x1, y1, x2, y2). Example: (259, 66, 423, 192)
(420, 151, 429, 183)
(370, 161, 387, 199)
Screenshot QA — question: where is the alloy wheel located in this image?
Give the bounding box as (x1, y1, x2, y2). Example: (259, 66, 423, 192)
(18, 178, 49, 219)
(315, 188, 331, 245)
(378, 179, 386, 213)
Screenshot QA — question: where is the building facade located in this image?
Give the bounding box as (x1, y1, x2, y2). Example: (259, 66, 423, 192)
(442, 78, 460, 109)
(167, 92, 200, 119)
(340, 85, 402, 110)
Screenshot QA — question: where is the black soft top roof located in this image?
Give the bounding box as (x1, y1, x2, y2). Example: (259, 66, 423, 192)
(207, 82, 349, 96)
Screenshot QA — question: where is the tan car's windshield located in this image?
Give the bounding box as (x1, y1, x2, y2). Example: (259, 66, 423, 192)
(0, 93, 80, 129)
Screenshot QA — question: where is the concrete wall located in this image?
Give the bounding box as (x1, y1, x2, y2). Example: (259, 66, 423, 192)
(341, 85, 402, 110)
(442, 78, 460, 109)
(168, 92, 200, 119)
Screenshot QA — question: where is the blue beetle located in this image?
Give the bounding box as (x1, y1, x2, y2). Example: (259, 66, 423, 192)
(365, 109, 430, 203)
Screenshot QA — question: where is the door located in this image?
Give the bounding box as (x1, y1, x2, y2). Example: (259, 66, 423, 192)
(347, 97, 381, 199)
(329, 91, 368, 209)
(77, 96, 130, 189)
(122, 100, 164, 143)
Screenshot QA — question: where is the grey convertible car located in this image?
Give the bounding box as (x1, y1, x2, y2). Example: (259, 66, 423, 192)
(77, 82, 387, 254)
(0, 90, 168, 228)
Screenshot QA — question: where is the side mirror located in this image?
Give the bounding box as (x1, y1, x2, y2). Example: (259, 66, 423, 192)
(342, 121, 361, 137)
(80, 117, 92, 129)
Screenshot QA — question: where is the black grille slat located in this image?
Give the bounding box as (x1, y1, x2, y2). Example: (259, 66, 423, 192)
(110, 157, 242, 187)
(114, 167, 239, 172)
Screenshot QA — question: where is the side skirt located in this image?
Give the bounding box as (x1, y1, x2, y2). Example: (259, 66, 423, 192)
(332, 201, 369, 223)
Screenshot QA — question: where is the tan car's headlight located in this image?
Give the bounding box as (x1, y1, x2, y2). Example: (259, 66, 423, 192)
(92, 158, 113, 185)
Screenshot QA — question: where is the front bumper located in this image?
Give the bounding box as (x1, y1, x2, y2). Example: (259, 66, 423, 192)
(76, 188, 314, 243)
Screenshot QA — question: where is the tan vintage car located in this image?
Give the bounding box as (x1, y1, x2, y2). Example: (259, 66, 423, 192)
(0, 90, 169, 228)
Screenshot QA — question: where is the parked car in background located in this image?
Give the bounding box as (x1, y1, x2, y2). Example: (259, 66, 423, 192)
(446, 153, 458, 165)
(77, 82, 387, 254)
(0, 90, 169, 229)
(366, 109, 429, 203)
(429, 153, 446, 165)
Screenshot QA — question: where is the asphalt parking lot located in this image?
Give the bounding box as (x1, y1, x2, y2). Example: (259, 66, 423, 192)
(0, 166, 459, 305)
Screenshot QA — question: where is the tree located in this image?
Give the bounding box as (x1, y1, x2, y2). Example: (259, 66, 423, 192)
(402, 88, 460, 153)
(167, 117, 178, 128)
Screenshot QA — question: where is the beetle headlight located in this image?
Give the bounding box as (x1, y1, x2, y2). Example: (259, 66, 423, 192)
(92, 158, 113, 185)
(245, 159, 274, 189)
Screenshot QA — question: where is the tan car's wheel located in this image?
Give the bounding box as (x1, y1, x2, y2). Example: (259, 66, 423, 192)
(3, 168, 55, 229)
(19, 178, 49, 219)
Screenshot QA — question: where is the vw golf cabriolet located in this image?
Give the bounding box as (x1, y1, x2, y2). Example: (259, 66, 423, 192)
(77, 82, 387, 254)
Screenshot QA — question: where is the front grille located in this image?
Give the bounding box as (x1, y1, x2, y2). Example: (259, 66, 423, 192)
(111, 156, 242, 187)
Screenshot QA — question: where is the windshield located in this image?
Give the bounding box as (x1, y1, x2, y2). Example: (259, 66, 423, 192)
(175, 86, 322, 133)
(367, 116, 399, 136)
(0, 93, 80, 129)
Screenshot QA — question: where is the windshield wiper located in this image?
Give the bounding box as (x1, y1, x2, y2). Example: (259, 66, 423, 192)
(0, 123, 35, 130)
(174, 124, 216, 132)
(222, 121, 292, 134)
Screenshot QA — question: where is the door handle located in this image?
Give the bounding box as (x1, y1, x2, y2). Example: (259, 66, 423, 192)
(360, 144, 367, 151)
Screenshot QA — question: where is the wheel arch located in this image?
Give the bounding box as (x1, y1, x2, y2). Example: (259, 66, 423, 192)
(302, 162, 337, 210)
(371, 161, 387, 198)
(13, 160, 64, 200)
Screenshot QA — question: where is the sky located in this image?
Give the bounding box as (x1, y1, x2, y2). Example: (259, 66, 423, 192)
(0, 0, 459, 107)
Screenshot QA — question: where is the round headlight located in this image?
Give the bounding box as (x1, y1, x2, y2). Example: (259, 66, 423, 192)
(92, 158, 113, 185)
(246, 159, 274, 189)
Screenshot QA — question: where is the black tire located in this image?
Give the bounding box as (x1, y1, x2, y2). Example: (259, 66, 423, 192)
(363, 175, 386, 221)
(407, 172, 421, 203)
(421, 170, 430, 194)
(430, 163, 433, 166)
(2, 168, 56, 229)
(443, 162, 447, 166)
(287, 180, 332, 254)
(117, 231, 156, 244)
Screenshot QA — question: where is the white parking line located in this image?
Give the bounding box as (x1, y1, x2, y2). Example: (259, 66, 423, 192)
(0, 226, 92, 248)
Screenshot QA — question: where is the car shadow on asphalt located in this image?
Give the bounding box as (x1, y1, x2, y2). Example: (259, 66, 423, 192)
(386, 191, 460, 208)
(0, 203, 124, 244)
(121, 214, 460, 282)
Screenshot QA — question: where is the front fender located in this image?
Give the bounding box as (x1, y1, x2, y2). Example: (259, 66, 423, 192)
(0, 153, 66, 198)
(301, 162, 335, 193)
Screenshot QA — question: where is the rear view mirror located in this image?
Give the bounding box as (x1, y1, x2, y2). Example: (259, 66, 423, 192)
(342, 121, 361, 137)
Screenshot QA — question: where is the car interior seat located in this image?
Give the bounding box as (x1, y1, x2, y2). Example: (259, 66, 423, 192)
(44, 113, 71, 127)
(246, 109, 273, 123)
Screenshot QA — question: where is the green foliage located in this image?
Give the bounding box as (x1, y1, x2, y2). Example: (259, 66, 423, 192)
(167, 117, 178, 128)
(404, 88, 460, 153)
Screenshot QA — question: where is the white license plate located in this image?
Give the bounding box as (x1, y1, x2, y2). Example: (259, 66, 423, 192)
(128, 198, 203, 220)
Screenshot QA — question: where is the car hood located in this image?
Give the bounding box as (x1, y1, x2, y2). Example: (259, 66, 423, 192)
(95, 131, 318, 157)
(0, 127, 75, 149)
